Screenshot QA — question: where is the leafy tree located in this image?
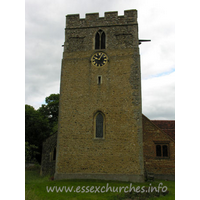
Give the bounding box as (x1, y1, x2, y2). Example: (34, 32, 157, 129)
(25, 94, 60, 163)
(25, 104, 50, 163)
(38, 93, 59, 134)
(25, 142, 39, 162)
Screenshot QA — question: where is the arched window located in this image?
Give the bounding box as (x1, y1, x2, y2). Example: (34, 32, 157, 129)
(95, 30, 106, 49)
(94, 112, 105, 138)
(96, 113, 103, 138)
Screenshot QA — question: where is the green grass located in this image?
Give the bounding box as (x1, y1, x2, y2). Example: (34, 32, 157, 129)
(25, 168, 175, 200)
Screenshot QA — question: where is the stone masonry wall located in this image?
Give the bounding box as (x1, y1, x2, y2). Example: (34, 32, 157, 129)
(40, 133, 57, 175)
(142, 115, 175, 179)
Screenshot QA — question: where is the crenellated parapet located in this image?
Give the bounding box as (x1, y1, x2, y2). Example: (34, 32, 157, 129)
(66, 9, 137, 29)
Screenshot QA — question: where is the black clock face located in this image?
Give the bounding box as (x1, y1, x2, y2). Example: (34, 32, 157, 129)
(91, 52, 108, 67)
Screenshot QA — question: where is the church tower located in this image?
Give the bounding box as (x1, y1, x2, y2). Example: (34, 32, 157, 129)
(55, 9, 144, 182)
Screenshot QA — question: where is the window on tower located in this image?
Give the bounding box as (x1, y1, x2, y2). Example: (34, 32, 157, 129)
(94, 111, 105, 138)
(97, 75, 102, 85)
(96, 113, 103, 138)
(95, 30, 106, 49)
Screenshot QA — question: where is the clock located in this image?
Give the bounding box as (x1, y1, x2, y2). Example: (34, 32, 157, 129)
(91, 52, 108, 67)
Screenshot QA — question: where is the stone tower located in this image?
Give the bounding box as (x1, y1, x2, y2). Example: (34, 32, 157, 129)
(55, 9, 144, 182)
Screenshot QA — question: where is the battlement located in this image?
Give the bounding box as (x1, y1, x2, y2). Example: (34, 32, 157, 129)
(66, 9, 137, 29)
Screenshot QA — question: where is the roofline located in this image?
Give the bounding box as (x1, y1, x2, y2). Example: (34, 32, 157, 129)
(151, 120, 175, 122)
(142, 114, 175, 142)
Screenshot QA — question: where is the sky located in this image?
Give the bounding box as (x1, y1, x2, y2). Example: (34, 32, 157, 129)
(25, 0, 175, 120)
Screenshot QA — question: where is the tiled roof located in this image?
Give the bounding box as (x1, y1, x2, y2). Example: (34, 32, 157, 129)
(151, 120, 175, 140)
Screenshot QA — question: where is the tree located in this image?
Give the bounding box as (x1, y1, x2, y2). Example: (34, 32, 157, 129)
(25, 94, 60, 163)
(38, 93, 59, 134)
(25, 104, 50, 163)
(25, 142, 39, 162)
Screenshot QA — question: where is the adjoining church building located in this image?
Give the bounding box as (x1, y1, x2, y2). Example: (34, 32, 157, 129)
(41, 10, 175, 182)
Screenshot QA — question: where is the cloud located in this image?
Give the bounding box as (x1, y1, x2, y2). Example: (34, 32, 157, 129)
(142, 72, 175, 119)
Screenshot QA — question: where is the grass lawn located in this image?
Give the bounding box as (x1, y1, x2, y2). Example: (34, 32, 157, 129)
(25, 167, 175, 200)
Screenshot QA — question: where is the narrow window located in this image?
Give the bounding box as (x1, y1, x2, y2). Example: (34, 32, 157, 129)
(95, 30, 106, 49)
(95, 31, 100, 49)
(96, 113, 103, 138)
(101, 31, 105, 49)
(53, 147, 56, 161)
(97, 76, 102, 85)
(163, 145, 168, 157)
(156, 145, 161, 157)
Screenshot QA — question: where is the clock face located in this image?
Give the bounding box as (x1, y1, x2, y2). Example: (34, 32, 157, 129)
(91, 52, 108, 67)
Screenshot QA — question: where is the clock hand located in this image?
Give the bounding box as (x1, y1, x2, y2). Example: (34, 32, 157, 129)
(98, 53, 103, 60)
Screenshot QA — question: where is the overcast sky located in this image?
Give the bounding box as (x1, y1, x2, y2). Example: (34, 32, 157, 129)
(25, 0, 175, 120)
